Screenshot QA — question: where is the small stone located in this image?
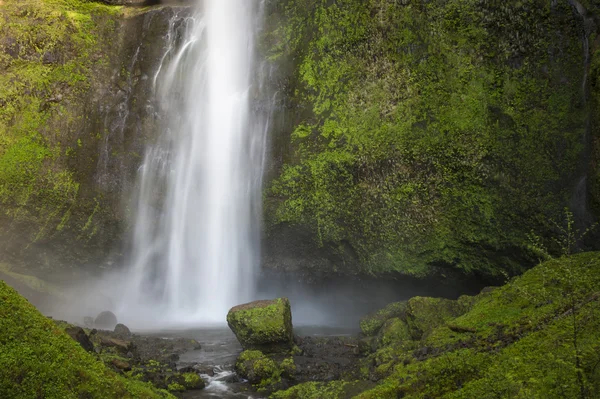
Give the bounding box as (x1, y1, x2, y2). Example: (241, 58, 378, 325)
(111, 358, 131, 371)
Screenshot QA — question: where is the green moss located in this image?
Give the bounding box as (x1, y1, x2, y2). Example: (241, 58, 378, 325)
(270, 380, 381, 399)
(227, 298, 294, 351)
(359, 301, 406, 336)
(267, 0, 587, 278)
(280, 357, 296, 377)
(0, 0, 121, 248)
(235, 350, 283, 391)
(166, 383, 185, 392)
(235, 350, 266, 376)
(377, 318, 411, 347)
(304, 252, 600, 398)
(405, 296, 469, 340)
(181, 373, 204, 389)
(0, 280, 172, 398)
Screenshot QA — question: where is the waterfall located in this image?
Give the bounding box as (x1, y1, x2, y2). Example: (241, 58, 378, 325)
(118, 1, 269, 326)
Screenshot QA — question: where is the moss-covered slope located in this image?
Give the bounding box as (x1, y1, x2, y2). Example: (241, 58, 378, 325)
(272, 252, 600, 398)
(0, 280, 173, 398)
(265, 0, 591, 278)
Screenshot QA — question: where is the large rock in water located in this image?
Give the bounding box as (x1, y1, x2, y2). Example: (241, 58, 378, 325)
(227, 298, 293, 352)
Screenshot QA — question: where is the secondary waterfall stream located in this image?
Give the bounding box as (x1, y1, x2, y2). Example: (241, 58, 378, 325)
(118, 1, 268, 326)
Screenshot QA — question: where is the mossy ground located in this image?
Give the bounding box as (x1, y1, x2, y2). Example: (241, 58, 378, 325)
(0, 280, 173, 398)
(271, 252, 600, 398)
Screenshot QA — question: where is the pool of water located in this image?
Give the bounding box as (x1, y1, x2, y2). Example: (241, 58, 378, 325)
(149, 325, 358, 398)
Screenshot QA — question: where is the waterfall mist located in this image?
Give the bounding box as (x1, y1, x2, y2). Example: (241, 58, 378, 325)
(113, 1, 269, 326)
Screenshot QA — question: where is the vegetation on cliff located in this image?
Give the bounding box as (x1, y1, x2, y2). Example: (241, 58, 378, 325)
(266, 0, 590, 277)
(0, 0, 121, 249)
(269, 252, 600, 398)
(0, 280, 173, 398)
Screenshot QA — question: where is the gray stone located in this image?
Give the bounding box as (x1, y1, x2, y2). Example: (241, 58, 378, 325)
(94, 311, 118, 330)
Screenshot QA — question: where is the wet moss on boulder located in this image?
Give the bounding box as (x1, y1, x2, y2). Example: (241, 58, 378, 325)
(234, 350, 296, 393)
(405, 296, 470, 340)
(359, 301, 407, 337)
(376, 318, 411, 348)
(227, 298, 294, 352)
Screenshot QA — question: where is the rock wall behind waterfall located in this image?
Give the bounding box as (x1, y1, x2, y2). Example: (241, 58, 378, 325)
(0, 1, 190, 273)
(261, 0, 597, 280)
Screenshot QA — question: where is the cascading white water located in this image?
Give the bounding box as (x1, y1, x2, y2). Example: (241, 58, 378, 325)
(118, 1, 268, 326)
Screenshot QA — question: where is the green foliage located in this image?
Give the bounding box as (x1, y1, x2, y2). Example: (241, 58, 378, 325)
(268, 0, 587, 277)
(272, 253, 600, 398)
(0, 0, 118, 242)
(0, 281, 173, 399)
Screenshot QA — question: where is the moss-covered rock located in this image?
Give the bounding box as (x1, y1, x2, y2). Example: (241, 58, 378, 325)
(234, 350, 289, 392)
(165, 372, 205, 391)
(405, 296, 470, 340)
(0, 280, 173, 398)
(359, 301, 406, 337)
(227, 298, 294, 352)
(376, 318, 411, 348)
(273, 252, 600, 398)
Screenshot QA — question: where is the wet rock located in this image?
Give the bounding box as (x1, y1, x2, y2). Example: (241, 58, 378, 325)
(360, 301, 407, 336)
(165, 372, 206, 391)
(111, 358, 131, 371)
(94, 311, 118, 330)
(235, 350, 280, 385)
(227, 298, 293, 352)
(99, 336, 134, 354)
(291, 335, 361, 383)
(65, 326, 94, 352)
(114, 323, 131, 338)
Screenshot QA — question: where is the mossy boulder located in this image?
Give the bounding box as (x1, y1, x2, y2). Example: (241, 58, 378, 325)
(405, 296, 469, 340)
(272, 253, 600, 398)
(359, 301, 407, 337)
(227, 298, 294, 352)
(234, 350, 291, 392)
(0, 280, 173, 398)
(165, 372, 205, 391)
(376, 317, 411, 347)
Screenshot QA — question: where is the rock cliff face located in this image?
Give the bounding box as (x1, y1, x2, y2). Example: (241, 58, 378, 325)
(0, 1, 191, 272)
(262, 0, 600, 279)
(2, 0, 600, 281)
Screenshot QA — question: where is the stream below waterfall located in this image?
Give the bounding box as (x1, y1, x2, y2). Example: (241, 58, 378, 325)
(145, 326, 357, 398)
